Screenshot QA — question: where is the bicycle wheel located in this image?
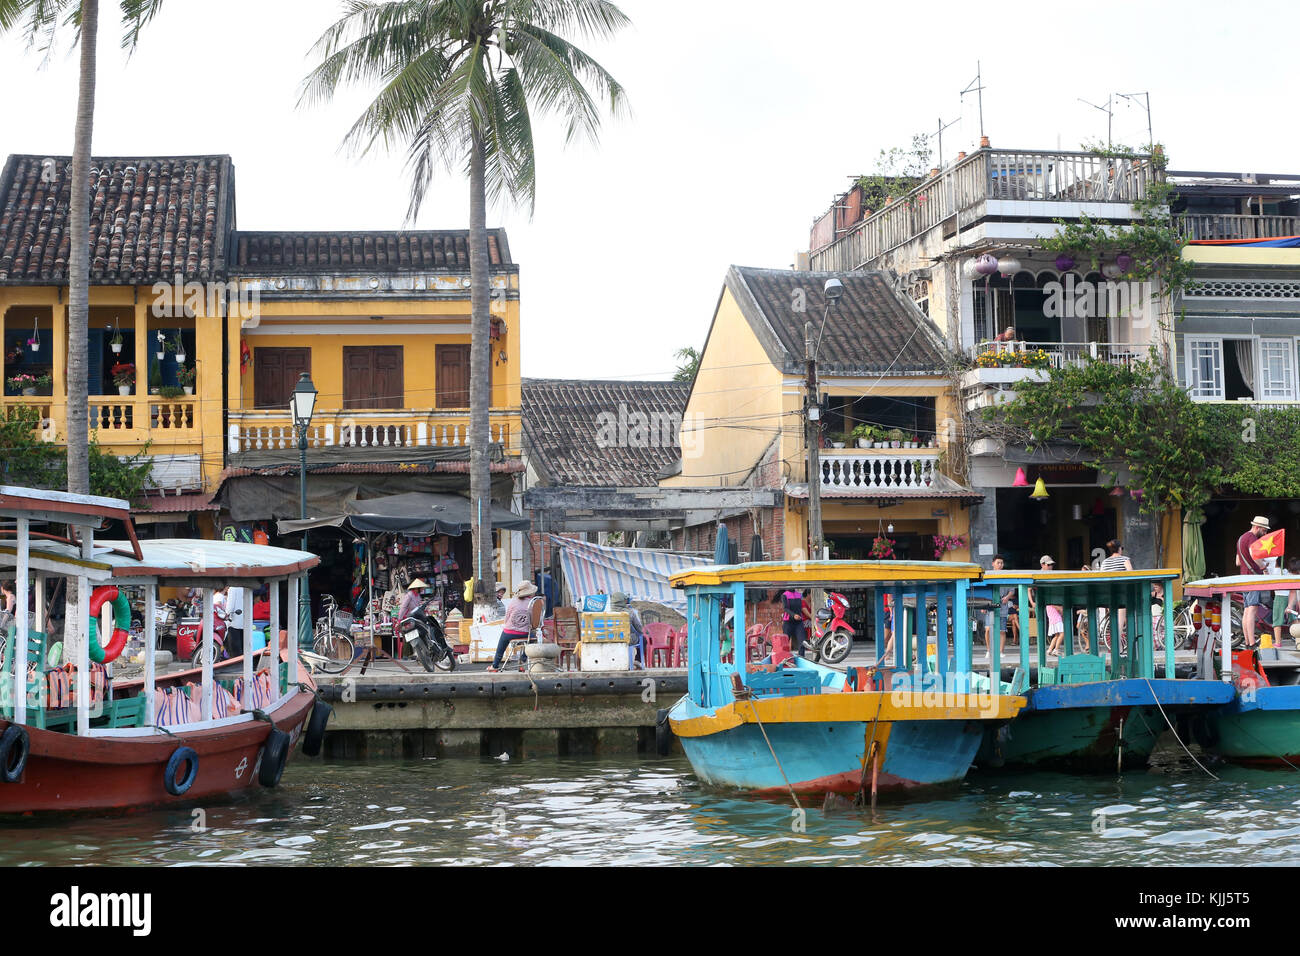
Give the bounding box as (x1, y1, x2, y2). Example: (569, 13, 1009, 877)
(1172, 602, 1196, 650)
(313, 628, 355, 674)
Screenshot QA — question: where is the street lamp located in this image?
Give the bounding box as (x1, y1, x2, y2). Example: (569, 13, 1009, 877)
(288, 372, 318, 551)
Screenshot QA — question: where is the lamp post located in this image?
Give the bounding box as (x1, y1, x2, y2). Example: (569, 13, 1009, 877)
(288, 372, 318, 552)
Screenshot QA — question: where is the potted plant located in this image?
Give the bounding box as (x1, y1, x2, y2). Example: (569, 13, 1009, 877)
(110, 362, 135, 396)
(887, 427, 904, 449)
(869, 535, 896, 559)
(851, 423, 875, 448)
(829, 432, 847, 449)
(179, 364, 196, 395)
(148, 357, 162, 394)
(169, 332, 186, 364)
(8, 372, 49, 396)
(932, 534, 966, 559)
(110, 328, 123, 354)
(158, 385, 185, 399)
(155, 330, 166, 360)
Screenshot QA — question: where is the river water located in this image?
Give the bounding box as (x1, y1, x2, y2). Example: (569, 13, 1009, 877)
(4, 744, 1300, 866)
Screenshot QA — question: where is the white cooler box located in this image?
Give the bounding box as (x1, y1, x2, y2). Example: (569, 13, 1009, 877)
(580, 640, 634, 672)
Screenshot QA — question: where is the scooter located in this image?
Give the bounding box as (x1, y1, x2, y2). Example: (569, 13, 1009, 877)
(805, 591, 854, 665)
(399, 600, 457, 672)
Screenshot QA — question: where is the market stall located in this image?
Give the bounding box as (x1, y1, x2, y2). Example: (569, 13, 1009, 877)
(278, 492, 529, 656)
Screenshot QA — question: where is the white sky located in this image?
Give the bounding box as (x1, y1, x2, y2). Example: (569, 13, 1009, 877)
(2, 0, 1296, 383)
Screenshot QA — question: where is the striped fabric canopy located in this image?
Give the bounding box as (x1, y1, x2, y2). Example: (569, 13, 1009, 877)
(552, 536, 709, 610)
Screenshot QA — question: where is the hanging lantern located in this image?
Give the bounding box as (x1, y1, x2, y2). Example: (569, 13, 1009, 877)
(1012, 467, 1029, 488)
(1115, 252, 1134, 272)
(1109, 486, 1124, 497)
(1054, 254, 1076, 272)
(1030, 478, 1050, 499)
(996, 255, 1022, 277)
(1101, 261, 1123, 280)
(961, 258, 978, 279)
(973, 254, 999, 276)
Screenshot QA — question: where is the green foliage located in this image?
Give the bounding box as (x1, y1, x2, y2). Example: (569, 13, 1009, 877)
(855, 134, 932, 209)
(1039, 142, 1192, 294)
(0, 406, 153, 501)
(988, 356, 1222, 518)
(1199, 406, 1300, 499)
(674, 346, 701, 383)
(88, 437, 154, 503)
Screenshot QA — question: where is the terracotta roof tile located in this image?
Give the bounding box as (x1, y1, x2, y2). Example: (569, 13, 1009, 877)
(235, 229, 511, 273)
(522, 379, 691, 487)
(0, 154, 234, 285)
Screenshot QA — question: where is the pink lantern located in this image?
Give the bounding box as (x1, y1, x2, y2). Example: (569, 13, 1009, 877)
(974, 254, 999, 276)
(1012, 467, 1029, 488)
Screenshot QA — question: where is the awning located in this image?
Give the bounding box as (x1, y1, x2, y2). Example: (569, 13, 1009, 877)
(276, 491, 530, 537)
(550, 535, 708, 610)
(132, 492, 218, 523)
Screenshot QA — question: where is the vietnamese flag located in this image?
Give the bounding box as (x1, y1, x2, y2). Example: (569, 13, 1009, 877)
(1250, 529, 1285, 562)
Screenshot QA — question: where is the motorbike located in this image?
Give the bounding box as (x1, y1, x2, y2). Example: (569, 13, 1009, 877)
(399, 600, 457, 672)
(188, 604, 231, 668)
(805, 591, 854, 665)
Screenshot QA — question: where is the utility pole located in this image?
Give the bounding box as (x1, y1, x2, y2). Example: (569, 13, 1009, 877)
(804, 319, 823, 563)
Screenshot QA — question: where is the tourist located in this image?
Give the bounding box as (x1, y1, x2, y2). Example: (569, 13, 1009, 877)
(1237, 516, 1272, 648)
(781, 588, 810, 658)
(225, 584, 247, 658)
(1100, 539, 1133, 646)
(992, 555, 1020, 654)
(1035, 555, 1066, 657)
(488, 582, 543, 673)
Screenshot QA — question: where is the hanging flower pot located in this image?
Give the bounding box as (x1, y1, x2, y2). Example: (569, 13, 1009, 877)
(111, 342, 122, 354)
(175, 350, 187, 364)
(156, 350, 165, 360)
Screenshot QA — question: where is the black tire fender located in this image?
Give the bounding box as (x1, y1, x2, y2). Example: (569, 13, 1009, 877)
(1, 725, 29, 783)
(301, 700, 332, 758)
(655, 708, 674, 756)
(163, 746, 199, 796)
(259, 727, 290, 787)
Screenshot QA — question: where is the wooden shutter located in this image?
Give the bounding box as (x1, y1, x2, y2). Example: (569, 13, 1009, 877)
(436, 345, 470, 408)
(343, 345, 404, 410)
(254, 347, 311, 409)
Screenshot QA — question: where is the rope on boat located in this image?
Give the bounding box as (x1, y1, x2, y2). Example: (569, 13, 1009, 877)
(1141, 678, 1219, 780)
(855, 685, 886, 807)
(737, 687, 801, 813)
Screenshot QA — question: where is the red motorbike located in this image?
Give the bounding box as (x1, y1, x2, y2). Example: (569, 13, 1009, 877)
(807, 591, 854, 665)
(185, 603, 231, 667)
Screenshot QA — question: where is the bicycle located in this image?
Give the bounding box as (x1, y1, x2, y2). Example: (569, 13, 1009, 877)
(309, 595, 356, 675)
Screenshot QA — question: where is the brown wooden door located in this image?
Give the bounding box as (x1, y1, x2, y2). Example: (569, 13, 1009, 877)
(253, 347, 311, 409)
(343, 345, 404, 409)
(436, 344, 470, 408)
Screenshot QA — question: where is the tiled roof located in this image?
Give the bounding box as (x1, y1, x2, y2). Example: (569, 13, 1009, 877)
(725, 266, 950, 374)
(234, 230, 511, 273)
(134, 491, 218, 514)
(219, 460, 525, 480)
(0, 154, 234, 284)
(522, 378, 691, 487)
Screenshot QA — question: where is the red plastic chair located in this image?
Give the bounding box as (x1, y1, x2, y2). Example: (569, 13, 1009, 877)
(671, 627, 688, 667)
(644, 621, 675, 668)
(745, 623, 771, 662)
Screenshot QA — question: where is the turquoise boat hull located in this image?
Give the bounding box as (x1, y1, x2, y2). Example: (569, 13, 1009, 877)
(1197, 685, 1300, 766)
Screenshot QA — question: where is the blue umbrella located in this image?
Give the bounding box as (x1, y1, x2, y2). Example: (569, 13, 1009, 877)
(714, 524, 731, 565)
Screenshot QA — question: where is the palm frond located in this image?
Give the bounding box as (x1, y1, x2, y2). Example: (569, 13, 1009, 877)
(119, 0, 165, 53)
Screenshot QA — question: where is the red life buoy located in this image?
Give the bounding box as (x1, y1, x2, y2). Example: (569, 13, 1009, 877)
(88, 586, 131, 664)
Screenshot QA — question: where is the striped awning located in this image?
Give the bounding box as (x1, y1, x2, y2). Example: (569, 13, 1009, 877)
(551, 535, 709, 610)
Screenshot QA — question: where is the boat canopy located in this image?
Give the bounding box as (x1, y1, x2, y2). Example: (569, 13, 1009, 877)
(1183, 574, 1300, 597)
(0, 538, 318, 588)
(671, 560, 984, 590)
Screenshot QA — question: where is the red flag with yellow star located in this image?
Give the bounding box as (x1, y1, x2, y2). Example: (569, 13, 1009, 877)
(1250, 529, 1285, 562)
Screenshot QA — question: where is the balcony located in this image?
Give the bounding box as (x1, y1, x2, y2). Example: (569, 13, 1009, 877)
(961, 342, 1155, 411)
(227, 409, 518, 455)
(810, 149, 1156, 272)
(0, 395, 201, 443)
(819, 447, 940, 493)
(1177, 214, 1300, 242)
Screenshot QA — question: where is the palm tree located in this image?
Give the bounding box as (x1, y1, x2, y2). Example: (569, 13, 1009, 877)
(302, 0, 628, 599)
(0, 0, 165, 495)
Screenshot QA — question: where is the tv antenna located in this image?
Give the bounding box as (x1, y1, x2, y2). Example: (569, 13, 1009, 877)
(934, 115, 961, 167)
(960, 62, 986, 140)
(1115, 91, 1153, 150)
(1079, 95, 1114, 148)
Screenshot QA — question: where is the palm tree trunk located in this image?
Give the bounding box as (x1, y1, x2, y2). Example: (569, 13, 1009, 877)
(65, 0, 98, 496)
(468, 128, 494, 602)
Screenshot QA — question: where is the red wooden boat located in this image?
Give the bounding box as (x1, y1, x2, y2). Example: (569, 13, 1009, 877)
(0, 486, 331, 813)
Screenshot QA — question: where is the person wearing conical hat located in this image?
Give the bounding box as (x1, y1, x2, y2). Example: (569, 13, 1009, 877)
(398, 578, 429, 628)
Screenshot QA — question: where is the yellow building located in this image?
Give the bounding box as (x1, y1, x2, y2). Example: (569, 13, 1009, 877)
(665, 266, 979, 566)
(0, 155, 524, 580)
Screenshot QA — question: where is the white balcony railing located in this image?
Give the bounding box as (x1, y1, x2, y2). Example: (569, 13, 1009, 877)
(819, 450, 938, 492)
(971, 341, 1156, 370)
(227, 409, 515, 455)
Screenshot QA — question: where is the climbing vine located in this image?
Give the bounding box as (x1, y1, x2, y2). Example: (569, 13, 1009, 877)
(855, 134, 933, 210)
(0, 404, 153, 502)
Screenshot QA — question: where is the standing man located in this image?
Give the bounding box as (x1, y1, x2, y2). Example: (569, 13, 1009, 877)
(1237, 516, 1273, 648)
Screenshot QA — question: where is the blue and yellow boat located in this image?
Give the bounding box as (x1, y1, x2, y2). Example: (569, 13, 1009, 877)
(974, 568, 1233, 771)
(666, 561, 1025, 798)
